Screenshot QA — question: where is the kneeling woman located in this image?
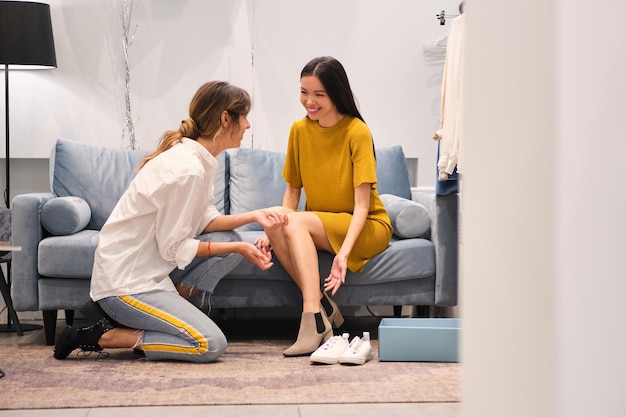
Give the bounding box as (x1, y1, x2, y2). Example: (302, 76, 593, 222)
(54, 81, 287, 362)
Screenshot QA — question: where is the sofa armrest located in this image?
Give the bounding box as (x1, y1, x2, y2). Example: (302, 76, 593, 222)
(11, 193, 55, 311)
(411, 187, 459, 306)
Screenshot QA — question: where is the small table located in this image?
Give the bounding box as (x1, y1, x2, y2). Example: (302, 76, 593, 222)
(0, 242, 42, 335)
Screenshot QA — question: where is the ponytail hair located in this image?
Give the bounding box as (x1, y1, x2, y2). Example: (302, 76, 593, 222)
(138, 81, 251, 170)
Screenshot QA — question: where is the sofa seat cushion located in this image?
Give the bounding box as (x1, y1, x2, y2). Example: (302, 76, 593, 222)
(38, 230, 99, 278)
(226, 231, 435, 286)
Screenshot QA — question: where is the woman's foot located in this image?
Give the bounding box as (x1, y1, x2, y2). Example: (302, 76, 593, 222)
(283, 311, 332, 357)
(54, 317, 114, 359)
(53, 300, 115, 359)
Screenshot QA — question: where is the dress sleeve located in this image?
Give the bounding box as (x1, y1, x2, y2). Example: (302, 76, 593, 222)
(350, 123, 378, 187)
(282, 122, 303, 189)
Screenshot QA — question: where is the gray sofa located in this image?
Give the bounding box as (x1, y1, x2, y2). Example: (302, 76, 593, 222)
(11, 138, 458, 345)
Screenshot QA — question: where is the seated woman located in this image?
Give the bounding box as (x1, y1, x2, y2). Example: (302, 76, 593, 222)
(263, 57, 392, 356)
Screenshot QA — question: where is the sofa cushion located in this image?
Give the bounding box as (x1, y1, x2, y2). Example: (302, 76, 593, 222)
(229, 148, 305, 231)
(41, 197, 91, 236)
(50, 139, 230, 230)
(375, 145, 412, 200)
(227, 231, 436, 285)
(38, 230, 100, 278)
(229, 146, 411, 231)
(380, 194, 430, 239)
(50, 139, 148, 231)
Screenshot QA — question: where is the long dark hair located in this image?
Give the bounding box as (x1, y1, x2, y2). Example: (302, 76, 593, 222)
(301, 56, 364, 123)
(301, 57, 375, 157)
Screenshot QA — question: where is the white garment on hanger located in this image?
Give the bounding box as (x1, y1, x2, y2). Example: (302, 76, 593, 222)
(434, 13, 465, 179)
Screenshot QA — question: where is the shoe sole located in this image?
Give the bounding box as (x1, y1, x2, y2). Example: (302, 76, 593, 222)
(53, 326, 75, 359)
(310, 356, 340, 365)
(339, 353, 374, 365)
(339, 357, 369, 365)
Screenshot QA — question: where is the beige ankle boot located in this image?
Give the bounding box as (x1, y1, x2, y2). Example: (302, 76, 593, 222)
(321, 292, 344, 328)
(283, 311, 332, 357)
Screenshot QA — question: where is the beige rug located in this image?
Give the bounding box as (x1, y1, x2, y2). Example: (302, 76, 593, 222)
(0, 339, 459, 409)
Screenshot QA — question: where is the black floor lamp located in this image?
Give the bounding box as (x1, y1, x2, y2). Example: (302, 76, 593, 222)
(0, 1, 56, 333)
(0, 1, 57, 208)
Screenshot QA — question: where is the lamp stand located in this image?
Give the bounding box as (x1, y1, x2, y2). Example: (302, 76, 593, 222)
(0, 64, 42, 334)
(4, 63, 8, 208)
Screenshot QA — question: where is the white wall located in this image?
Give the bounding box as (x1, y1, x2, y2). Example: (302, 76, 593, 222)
(1, 0, 464, 189)
(462, 1, 626, 417)
(554, 0, 626, 415)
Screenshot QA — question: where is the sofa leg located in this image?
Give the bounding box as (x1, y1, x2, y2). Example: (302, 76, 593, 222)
(433, 306, 447, 318)
(42, 310, 58, 346)
(415, 306, 431, 318)
(393, 305, 402, 317)
(414, 306, 447, 318)
(65, 309, 75, 326)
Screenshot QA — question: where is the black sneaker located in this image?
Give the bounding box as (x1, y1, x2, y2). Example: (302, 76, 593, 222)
(53, 301, 115, 359)
(53, 316, 114, 359)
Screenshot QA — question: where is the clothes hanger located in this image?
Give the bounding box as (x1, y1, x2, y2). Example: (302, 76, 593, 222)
(423, 34, 448, 56)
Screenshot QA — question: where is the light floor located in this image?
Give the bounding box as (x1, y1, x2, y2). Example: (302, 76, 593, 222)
(0, 317, 460, 417)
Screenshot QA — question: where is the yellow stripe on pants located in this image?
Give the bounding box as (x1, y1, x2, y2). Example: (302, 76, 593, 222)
(118, 295, 209, 355)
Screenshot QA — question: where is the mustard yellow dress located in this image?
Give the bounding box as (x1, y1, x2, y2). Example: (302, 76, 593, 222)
(282, 116, 392, 273)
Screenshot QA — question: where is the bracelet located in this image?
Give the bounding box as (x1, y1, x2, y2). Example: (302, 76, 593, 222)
(207, 241, 211, 256)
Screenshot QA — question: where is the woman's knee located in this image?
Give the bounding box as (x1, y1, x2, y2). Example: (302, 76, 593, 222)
(269, 205, 294, 214)
(198, 331, 227, 363)
(282, 213, 312, 239)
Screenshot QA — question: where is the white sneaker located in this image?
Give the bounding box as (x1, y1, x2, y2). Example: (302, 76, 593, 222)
(310, 333, 350, 364)
(339, 332, 374, 365)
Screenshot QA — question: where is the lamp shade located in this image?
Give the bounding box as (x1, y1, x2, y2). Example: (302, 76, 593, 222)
(0, 1, 56, 68)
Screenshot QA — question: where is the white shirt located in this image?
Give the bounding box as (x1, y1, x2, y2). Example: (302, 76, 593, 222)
(90, 138, 221, 301)
(434, 13, 465, 177)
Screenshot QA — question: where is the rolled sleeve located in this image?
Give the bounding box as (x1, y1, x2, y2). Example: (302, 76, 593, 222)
(175, 238, 201, 271)
(153, 175, 216, 270)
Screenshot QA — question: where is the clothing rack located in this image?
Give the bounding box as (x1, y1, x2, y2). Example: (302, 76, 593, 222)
(436, 10, 459, 25)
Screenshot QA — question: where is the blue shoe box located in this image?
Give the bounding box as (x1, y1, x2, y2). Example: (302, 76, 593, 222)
(378, 318, 460, 362)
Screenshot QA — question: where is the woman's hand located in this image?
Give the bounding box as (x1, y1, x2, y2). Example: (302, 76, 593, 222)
(254, 208, 289, 231)
(254, 235, 272, 252)
(240, 242, 274, 271)
(324, 254, 348, 295)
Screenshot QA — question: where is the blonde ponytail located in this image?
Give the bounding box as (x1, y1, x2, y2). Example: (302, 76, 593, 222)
(137, 81, 250, 170)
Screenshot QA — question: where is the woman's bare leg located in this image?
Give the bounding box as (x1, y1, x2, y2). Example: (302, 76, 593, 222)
(269, 212, 333, 312)
(265, 227, 302, 288)
(98, 328, 143, 349)
(266, 212, 336, 356)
